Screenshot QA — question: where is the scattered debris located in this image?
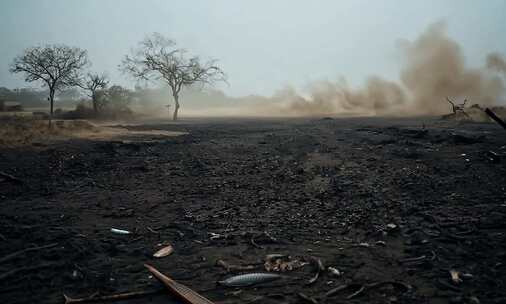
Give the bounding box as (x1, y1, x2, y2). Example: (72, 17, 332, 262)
(209, 232, 223, 240)
(327, 267, 341, 277)
(63, 289, 163, 304)
(326, 281, 411, 299)
(357, 242, 371, 248)
(449, 269, 463, 284)
(306, 257, 325, 285)
(375, 240, 386, 246)
(399, 255, 426, 264)
(153, 244, 174, 258)
(325, 284, 357, 297)
(461, 272, 473, 279)
(110, 228, 131, 235)
(251, 231, 278, 248)
(145, 263, 215, 304)
(347, 285, 366, 299)
(218, 273, 282, 287)
(264, 254, 304, 272)
(216, 259, 256, 272)
(486, 150, 501, 163)
(386, 223, 398, 231)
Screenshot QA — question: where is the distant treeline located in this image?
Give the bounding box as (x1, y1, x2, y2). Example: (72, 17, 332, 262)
(0, 85, 241, 110)
(0, 87, 84, 107)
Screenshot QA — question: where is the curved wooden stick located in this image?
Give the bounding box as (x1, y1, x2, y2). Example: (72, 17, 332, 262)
(144, 264, 215, 304)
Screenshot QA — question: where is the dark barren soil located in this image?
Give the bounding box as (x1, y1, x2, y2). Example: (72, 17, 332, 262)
(1, 116, 506, 304)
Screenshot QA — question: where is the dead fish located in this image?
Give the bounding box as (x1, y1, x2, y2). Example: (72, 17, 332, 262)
(153, 244, 174, 258)
(218, 273, 281, 287)
(110, 228, 131, 235)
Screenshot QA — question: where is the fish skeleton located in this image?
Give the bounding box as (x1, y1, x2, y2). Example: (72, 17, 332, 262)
(218, 273, 282, 287)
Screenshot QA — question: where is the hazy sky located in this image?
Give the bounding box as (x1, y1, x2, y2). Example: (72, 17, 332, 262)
(0, 0, 505, 96)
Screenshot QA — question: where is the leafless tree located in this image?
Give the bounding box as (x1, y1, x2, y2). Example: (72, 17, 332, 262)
(446, 97, 470, 118)
(78, 73, 109, 114)
(10, 44, 88, 126)
(121, 33, 226, 120)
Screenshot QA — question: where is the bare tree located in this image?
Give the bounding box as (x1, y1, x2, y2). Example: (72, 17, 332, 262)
(121, 33, 226, 120)
(10, 44, 88, 126)
(78, 73, 109, 114)
(446, 97, 470, 118)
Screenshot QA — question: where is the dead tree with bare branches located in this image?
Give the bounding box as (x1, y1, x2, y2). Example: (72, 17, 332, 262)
(446, 97, 470, 118)
(78, 73, 109, 114)
(121, 33, 226, 120)
(10, 45, 89, 126)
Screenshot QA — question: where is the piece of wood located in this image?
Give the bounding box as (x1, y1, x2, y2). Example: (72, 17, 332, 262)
(485, 108, 506, 130)
(63, 289, 163, 304)
(144, 264, 215, 304)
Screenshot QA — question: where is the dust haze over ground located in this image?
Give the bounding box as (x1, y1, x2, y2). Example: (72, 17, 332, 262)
(487, 52, 506, 76)
(276, 22, 506, 117)
(161, 22, 505, 118)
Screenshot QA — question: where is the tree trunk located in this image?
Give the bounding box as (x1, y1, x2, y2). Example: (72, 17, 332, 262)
(49, 89, 55, 128)
(172, 94, 180, 121)
(92, 92, 98, 115)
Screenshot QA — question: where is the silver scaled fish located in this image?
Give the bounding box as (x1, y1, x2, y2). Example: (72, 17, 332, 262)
(218, 273, 282, 287)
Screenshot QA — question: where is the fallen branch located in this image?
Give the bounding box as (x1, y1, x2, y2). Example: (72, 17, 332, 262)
(144, 263, 215, 304)
(326, 281, 411, 299)
(63, 289, 163, 304)
(216, 259, 255, 272)
(0, 243, 58, 264)
(346, 285, 365, 299)
(485, 108, 506, 130)
(399, 255, 426, 264)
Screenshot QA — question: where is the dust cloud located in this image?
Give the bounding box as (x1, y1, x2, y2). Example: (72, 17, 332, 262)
(138, 22, 506, 118)
(278, 21, 505, 116)
(487, 53, 506, 76)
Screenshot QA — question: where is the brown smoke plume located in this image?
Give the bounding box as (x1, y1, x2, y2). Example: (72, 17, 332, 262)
(487, 52, 506, 75)
(278, 21, 505, 116)
(151, 22, 505, 118)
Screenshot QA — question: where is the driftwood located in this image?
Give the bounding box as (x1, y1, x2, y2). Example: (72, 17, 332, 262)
(485, 108, 506, 130)
(144, 264, 215, 304)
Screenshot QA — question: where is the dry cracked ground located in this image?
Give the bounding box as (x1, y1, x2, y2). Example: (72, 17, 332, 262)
(1, 116, 506, 304)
